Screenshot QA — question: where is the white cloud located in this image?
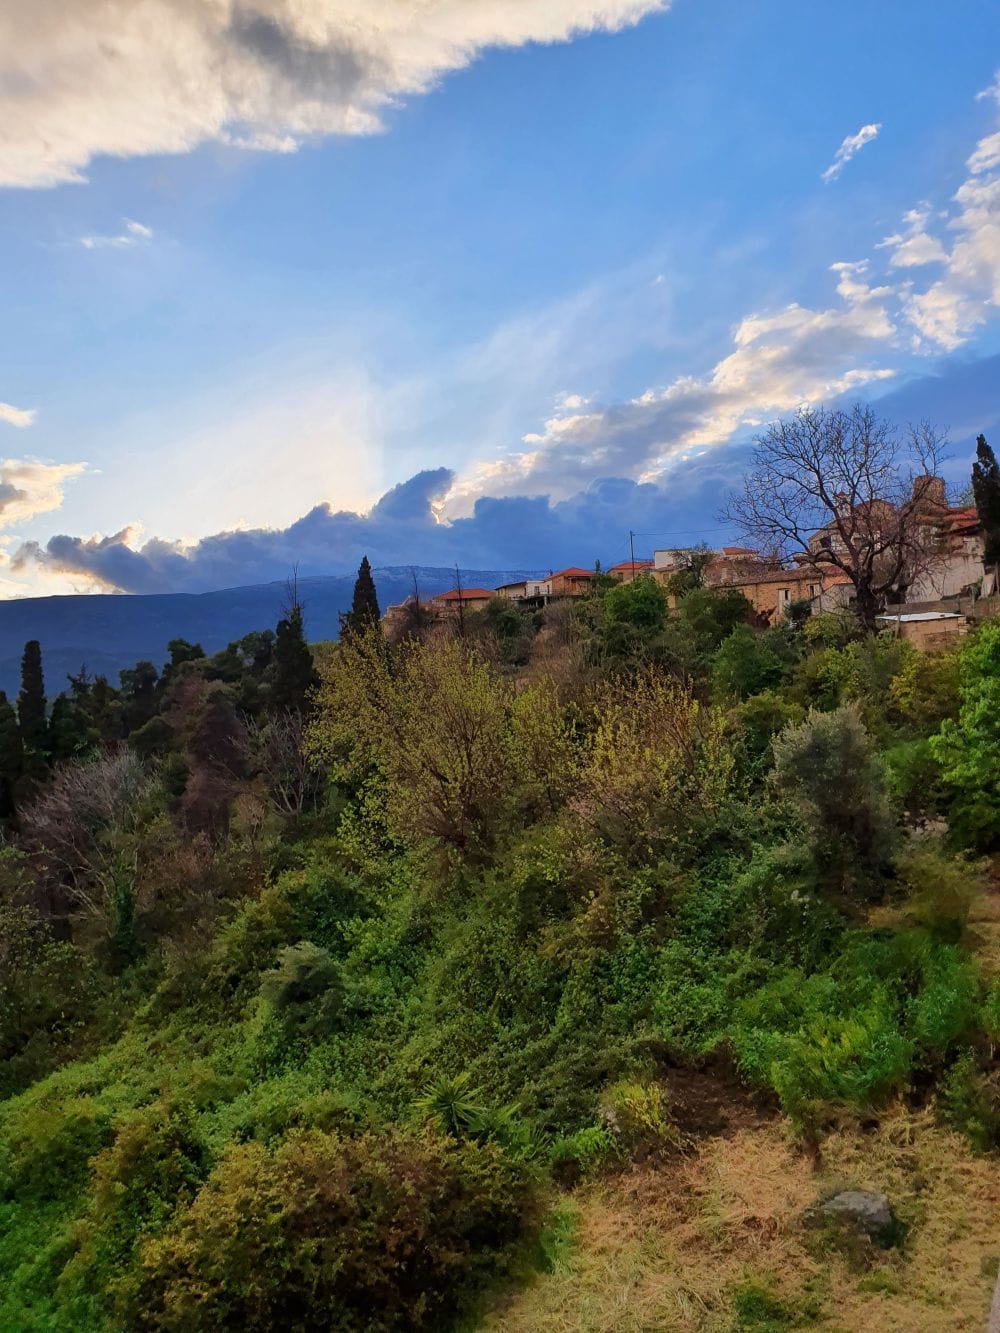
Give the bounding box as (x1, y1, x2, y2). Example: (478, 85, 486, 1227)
(0, 402, 36, 428)
(821, 122, 881, 183)
(968, 131, 1000, 175)
(80, 218, 154, 249)
(876, 205, 947, 269)
(448, 262, 897, 508)
(0, 0, 666, 189)
(0, 459, 86, 527)
(902, 78, 1000, 350)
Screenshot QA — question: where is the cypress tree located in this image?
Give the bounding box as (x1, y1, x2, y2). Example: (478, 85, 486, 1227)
(972, 433, 1000, 571)
(0, 690, 23, 819)
(17, 639, 47, 754)
(271, 603, 320, 713)
(342, 555, 381, 637)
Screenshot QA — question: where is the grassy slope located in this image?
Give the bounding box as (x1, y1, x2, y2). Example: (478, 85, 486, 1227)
(484, 881, 1000, 1332)
(484, 1111, 1000, 1332)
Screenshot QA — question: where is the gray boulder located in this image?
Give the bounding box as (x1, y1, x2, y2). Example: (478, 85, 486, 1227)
(804, 1189, 899, 1246)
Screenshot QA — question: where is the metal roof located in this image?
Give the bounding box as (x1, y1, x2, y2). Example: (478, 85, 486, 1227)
(876, 611, 963, 622)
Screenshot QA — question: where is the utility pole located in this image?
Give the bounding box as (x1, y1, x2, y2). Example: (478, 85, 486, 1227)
(629, 529, 636, 580)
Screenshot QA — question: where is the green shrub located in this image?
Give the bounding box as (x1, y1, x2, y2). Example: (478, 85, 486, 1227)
(894, 846, 980, 941)
(937, 1051, 1000, 1152)
(0, 904, 99, 1098)
(763, 1006, 914, 1129)
(0, 1099, 113, 1201)
(882, 738, 947, 821)
(771, 705, 896, 895)
(931, 622, 1000, 850)
(730, 1276, 799, 1330)
(124, 1127, 536, 1331)
(548, 1125, 616, 1184)
(598, 1079, 677, 1158)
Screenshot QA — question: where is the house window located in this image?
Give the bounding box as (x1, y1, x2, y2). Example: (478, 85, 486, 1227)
(777, 588, 789, 606)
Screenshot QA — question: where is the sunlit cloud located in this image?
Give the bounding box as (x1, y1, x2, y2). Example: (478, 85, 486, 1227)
(0, 458, 86, 528)
(821, 122, 881, 183)
(0, 402, 36, 428)
(0, 0, 667, 189)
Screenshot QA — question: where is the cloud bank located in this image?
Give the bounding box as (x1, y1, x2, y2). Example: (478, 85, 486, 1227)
(13, 457, 746, 594)
(822, 122, 881, 183)
(0, 0, 665, 189)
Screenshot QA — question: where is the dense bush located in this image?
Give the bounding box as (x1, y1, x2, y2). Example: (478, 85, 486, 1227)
(124, 1128, 536, 1331)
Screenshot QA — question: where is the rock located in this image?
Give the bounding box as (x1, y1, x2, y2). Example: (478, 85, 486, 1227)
(803, 1189, 899, 1247)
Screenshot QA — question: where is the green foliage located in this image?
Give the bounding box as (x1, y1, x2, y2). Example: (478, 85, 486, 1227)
(938, 1050, 1000, 1152)
(971, 433, 1000, 569)
(931, 621, 1000, 849)
(771, 706, 896, 894)
(711, 624, 788, 701)
(341, 554, 381, 638)
(548, 1125, 616, 1183)
(894, 845, 980, 941)
(675, 586, 755, 657)
(598, 1079, 677, 1157)
(881, 738, 946, 821)
(0, 592, 997, 1326)
(730, 1277, 800, 1330)
(0, 903, 98, 1097)
(123, 1127, 535, 1331)
(0, 690, 23, 818)
(269, 602, 320, 714)
(17, 638, 47, 756)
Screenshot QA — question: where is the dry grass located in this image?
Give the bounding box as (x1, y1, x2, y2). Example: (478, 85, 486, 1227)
(482, 1110, 1000, 1332)
(967, 867, 1000, 978)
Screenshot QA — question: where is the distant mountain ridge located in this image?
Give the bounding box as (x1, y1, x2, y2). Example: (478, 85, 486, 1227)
(0, 567, 546, 699)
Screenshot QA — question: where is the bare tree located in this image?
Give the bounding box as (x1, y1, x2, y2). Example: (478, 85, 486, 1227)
(247, 709, 326, 817)
(18, 748, 157, 922)
(721, 404, 948, 630)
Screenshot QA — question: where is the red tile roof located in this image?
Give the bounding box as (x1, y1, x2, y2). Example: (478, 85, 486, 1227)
(607, 559, 654, 572)
(720, 546, 757, 555)
(549, 567, 594, 579)
(433, 588, 495, 602)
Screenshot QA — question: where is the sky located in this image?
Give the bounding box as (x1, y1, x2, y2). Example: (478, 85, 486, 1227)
(1, 0, 999, 595)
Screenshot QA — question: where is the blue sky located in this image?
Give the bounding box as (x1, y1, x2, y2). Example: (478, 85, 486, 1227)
(1, 0, 999, 593)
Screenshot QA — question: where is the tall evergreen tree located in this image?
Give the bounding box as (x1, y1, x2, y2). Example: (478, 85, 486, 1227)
(972, 433, 1000, 572)
(0, 690, 23, 819)
(118, 660, 159, 734)
(270, 603, 320, 713)
(342, 555, 381, 637)
(48, 694, 99, 765)
(17, 639, 47, 754)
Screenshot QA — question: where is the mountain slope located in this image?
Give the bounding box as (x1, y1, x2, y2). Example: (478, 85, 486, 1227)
(0, 567, 542, 696)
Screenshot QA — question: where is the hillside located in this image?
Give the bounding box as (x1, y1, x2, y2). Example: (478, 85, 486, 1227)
(0, 567, 542, 695)
(1, 578, 1000, 1330)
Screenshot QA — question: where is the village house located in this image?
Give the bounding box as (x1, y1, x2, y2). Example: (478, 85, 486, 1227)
(806, 475, 987, 603)
(606, 558, 654, 583)
(495, 578, 549, 604)
(430, 587, 495, 615)
(540, 567, 594, 599)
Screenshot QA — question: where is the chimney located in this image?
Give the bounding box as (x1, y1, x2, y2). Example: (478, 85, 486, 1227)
(913, 474, 946, 507)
